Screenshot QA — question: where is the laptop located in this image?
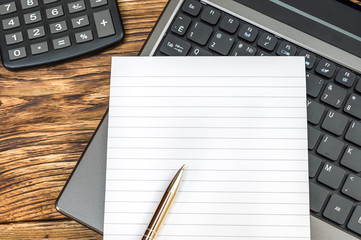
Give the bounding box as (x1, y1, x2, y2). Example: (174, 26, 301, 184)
(56, 0, 361, 239)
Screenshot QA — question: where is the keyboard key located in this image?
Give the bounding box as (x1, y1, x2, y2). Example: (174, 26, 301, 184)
(231, 41, 256, 56)
(309, 154, 322, 178)
(318, 163, 345, 189)
(75, 30, 93, 43)
(46, 6, 64, 19)
(24, 11, 42, 25)
(30, 41, 49, 55)
(306, 73, 324, 98)
(2, 16, 20, 30)
(356, 80, 361, 93)
(21, 0, 39, 9)
(5, 32, 23, 45)
(335, 68, 356, 87)
(182, 0, 202, 16)
(321, 110, 348, 136)
(257, 33, 278, 51)
(49, 21, 68, 34)
(276, 41, 297, 56)
(348, 206, 361, 235)
(188, 46, 212, 56)
(8, 47, 26, 60)
(307, 98, 325, 125)
(238, 24, 258, 42)
(346, 121, 361, 147)
(209, 31, 234, 55)
(317, 134, 344, 161)
(257, 51, 271, 56)
(53, 36, 71, 50)
(342, 174, 361, 201)
(321, 83, 347, 108)
(94, 10, 115, 38)
(341, 146, 361, 172)
(71, 15, 90, 29)
(68, 0, 86, 14)
(316, 59, 337, 78)
(323, 194, 353, 224)
(0, 2, 17, 15)
(298, 50, 316, 69)
(309, 182, 329, 212)
(90, 0, 107, 8)
(344, 94, 361, 119)
(201, 6, 220, 25)
(27, 26, 45, 39)
(308, 126, 320, 150)
(219, 15, 239, 34)
(187, 21, 213, 45)
(171, 14, 191, 36)
(160, 34, 191, 56)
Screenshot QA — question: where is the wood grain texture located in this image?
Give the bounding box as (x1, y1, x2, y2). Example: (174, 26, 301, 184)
(0, 0, 167, 238)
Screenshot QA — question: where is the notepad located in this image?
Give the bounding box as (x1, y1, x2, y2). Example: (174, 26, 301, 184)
(104, 57, 310, 240)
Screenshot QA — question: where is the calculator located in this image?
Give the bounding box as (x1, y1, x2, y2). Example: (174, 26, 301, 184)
(0, 0, 124, 69)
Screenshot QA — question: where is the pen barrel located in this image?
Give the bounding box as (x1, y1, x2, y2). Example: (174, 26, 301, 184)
(142, 191, 175, 240)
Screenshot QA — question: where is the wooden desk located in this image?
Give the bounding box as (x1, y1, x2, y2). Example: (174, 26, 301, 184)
(0, 0, 167, 239)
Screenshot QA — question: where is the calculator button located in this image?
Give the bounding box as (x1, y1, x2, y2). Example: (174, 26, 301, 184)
(68, 0, 86, 14)
(93, 9, 115, 38)
(71, 15, 89, 28)
(75, 30, 93, 43)
(46, 6, 64, 19)
(49, 21, 67, 34)
(53, 36, 71, 49)
(30, 41, 49, 55)
(5, 32, 23, 45)
(27, 26, 45, 39)
(2, 16, 20, 30)
(21, 0, 39, 9)
(8, 47, 27, 60)
(43, 0, 59, 4)
(0, 2, 17, 15)
(24, 11, 42, 25)
(90, 0, 108, 8)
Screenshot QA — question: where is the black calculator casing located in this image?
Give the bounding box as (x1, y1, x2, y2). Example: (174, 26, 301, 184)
(0, 0, 124, 69)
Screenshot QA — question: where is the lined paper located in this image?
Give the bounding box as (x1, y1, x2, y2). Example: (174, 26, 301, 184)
(104, 57, 310, 240)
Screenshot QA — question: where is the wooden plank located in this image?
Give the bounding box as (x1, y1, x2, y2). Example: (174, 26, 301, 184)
(0, 0, 167, 225)
(0, 221, 102, 240)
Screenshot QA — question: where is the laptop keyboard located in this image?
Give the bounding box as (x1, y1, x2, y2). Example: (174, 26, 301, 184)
(154, 0, 361, 237)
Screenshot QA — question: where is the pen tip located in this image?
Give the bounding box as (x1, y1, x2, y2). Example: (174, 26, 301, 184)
(181, 164, 186, 170)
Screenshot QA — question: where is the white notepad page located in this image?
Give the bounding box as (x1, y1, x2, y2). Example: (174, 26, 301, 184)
(104, 57, 310, 240)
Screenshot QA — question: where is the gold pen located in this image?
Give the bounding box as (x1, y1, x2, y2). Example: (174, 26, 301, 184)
(142, 165, 185, 240)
